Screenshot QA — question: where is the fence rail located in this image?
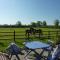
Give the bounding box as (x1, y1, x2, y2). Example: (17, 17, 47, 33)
(0, 30, 60, 42)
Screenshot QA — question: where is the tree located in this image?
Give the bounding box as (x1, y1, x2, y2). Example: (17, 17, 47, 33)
(42, 21, 47, 26)
(16, 21, 22, 27)
(36, 21, 42, 27)
(31, 22, 36, 27)
(54, 19, 59, 27)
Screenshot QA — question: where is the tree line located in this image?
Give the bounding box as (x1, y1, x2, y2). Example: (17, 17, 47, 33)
(0, 19, 60, 28)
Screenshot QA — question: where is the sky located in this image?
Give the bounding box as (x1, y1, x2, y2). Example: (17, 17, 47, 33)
(0, 0, 60, 25)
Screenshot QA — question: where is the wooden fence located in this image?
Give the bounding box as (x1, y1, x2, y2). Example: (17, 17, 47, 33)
(0, 30, 60, 42)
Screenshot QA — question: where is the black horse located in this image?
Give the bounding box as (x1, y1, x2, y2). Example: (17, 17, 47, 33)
(25, 27, 42, 38)
(25, 27, 35, 36)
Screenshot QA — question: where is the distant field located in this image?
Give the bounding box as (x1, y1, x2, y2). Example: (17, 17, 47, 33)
(0, 27, 60, 51)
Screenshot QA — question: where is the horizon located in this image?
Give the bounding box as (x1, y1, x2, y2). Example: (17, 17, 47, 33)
(0, 20, 60, 26)
(0, 0, 60, 25)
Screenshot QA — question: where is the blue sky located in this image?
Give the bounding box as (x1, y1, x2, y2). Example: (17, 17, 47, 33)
(0, 0, 60, 25)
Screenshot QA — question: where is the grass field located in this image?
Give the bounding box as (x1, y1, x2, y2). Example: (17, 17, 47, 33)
(0, 27, 60, 52)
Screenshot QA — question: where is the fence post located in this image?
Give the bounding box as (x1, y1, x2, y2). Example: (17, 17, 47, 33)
(27, 32, 30, 40)
(14, 30, 16, 43)
(48, 31, 50, 39)
(39, 30, 40, 39)
(56, 30, 58, 41)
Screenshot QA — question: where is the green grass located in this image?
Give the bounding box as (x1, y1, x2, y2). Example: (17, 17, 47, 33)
(0, 27, 60, 51)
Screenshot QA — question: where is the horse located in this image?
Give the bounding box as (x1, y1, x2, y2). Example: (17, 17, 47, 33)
(34, 29, 43, 38)
(25, 27, 35, 37)
(25, 28, 42, 38)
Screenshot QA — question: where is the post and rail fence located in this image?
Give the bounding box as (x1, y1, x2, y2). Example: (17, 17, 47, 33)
(0, 30, 60, 43)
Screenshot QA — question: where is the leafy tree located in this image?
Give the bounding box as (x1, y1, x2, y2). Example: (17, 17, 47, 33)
(36, 21, 42, 27)
(31, 22, 36, 27)
(16, 21, 22, 27)
(42, 21, 47, 26)
(54, 19, 59, 27)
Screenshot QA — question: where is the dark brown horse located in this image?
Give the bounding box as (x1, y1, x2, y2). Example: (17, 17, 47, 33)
(25, 27, 35, 36)
(25, 28, 42, 38)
